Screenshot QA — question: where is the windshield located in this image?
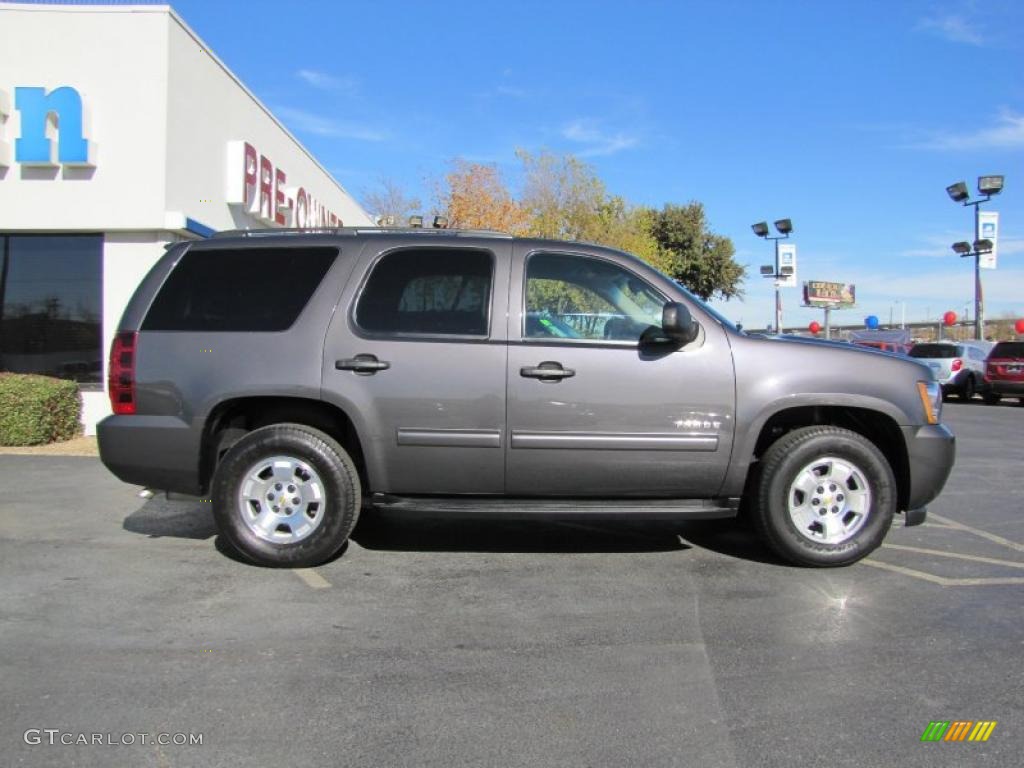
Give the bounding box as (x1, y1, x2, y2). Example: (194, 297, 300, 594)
(910, 344, 963, 359)
(673, 281, 741, 333)
(991, 342, 1024, 359)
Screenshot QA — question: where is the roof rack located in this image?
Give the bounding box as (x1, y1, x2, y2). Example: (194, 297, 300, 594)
(211, 227, 513, 239)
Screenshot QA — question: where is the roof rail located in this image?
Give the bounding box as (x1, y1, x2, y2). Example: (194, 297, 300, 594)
(211, 227, 513, 239)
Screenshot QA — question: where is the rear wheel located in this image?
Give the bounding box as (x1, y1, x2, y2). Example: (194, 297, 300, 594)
(212, 423, 361, 567)
(750, 426, 895, 567)
(960, 375, 976, 401)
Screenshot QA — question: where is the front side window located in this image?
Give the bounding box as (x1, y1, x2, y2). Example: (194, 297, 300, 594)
(0, 234, 103, 384)
(524, 252, 664, 342)
(356, 248, 492, 337)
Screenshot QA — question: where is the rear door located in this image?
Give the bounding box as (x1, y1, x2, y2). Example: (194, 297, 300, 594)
(504, 246, 736, 497)
(321, 237, 510, 495)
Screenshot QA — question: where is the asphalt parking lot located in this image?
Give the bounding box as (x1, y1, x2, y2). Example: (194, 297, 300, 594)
(2, 400, 1022, 768)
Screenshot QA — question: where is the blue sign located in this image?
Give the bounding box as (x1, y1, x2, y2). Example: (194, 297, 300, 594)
(13, 86, 93, 166)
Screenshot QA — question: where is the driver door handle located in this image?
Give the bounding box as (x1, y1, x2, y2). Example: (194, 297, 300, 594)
(520, 361, 575, 382)
(336, 354, 390, 374)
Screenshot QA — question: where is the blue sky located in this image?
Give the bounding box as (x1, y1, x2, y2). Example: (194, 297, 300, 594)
(170, 0, 1024, 329)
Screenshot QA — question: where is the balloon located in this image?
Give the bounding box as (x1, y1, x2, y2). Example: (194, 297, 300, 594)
(809, 321, 821, 335)
(943, 311, 957, 327)
(1015, 319, 1024, 335)
(864, 315, 879, 330)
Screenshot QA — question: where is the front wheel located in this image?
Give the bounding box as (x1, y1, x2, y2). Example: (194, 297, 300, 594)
(212, 423, 361, 567)
(750, 426, 896, 567)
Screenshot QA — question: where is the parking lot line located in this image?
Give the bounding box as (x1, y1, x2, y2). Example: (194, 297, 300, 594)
(862, 559, 1024, 587)
(881, 543, 1024, 569)
(293, 569, 331, 589)
(928, 512, 1024, 553)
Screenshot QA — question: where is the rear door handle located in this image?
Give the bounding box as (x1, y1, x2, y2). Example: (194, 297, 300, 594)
(520, 361, 575, 382)
(336, 354, 390, 374)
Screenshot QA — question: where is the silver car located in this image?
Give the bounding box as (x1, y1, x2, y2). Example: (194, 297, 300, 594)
(909, 341, 992, 401)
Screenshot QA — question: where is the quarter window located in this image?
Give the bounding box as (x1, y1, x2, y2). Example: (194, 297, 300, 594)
(524, 252, 664, 342)
(142, 247, 337, 332)
(356, 249, 492, 336)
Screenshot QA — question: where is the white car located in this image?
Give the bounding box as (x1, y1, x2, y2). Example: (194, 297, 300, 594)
(909, 341, 992, 400)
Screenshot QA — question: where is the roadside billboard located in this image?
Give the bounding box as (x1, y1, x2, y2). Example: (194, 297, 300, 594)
(803, 280, 856, 307)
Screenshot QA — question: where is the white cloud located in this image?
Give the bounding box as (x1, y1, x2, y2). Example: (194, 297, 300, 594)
(561, 119, 638, 157)
(296, 69, 359, 93)
(275, 106, 387, 142)
(917, 14, 984, 45)
(910, 111, 1024, 151)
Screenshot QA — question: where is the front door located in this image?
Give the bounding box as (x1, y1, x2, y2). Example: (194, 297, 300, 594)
(322, 239, 510, 495)
(505, 248, 735, 497)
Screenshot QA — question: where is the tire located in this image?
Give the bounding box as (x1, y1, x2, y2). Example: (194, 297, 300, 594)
(983, 392, 1002, 406)
(211, 423, 361, 567)
(750, 426, 896, 567)
(960, 375, 975, 401)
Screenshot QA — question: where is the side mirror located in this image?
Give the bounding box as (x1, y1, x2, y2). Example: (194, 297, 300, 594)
(661, 302, 699, 344)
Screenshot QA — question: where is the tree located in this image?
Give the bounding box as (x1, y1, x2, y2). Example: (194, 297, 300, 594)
(436, 160, 530, 233)
(361, 177, 421, 225)
(648, 203, 745, 301)
(517, 150, 660, 261)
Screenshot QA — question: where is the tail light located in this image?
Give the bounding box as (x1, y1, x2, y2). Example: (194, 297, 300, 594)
(951, 358, 962, 372)
(108, 331, 137, 415)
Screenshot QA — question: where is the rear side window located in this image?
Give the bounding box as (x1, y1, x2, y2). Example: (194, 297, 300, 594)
(142, 247, 337, 331)
(355, 248, 492, 336)
(990, 342, 1024, 358)
(910, 344, 962, 359)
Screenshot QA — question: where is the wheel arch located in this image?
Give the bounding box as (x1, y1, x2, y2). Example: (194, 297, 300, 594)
(200, 396, 368, 495)
(744, 404, 911, 513)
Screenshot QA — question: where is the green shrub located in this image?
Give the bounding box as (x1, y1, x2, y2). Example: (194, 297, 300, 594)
(0, 373, 83, 446)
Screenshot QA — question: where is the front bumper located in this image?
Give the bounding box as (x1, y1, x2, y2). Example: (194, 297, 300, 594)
(900, 423, 956, 512)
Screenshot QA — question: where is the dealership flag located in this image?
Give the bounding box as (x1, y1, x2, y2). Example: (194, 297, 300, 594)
(978, 211, 998, 270)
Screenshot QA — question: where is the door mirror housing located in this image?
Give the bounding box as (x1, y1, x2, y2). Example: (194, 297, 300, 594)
(661, 302, 699, 344)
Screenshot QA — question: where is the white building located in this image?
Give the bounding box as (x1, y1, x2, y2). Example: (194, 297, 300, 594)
(0, 2, 374, 432)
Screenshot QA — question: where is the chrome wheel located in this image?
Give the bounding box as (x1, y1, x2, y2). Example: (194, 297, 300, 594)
(786, 455, 872, 545)
(237, 455, 326, 544)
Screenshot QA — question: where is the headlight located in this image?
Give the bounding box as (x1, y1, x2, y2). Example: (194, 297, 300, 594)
(917, 381, 942, 425)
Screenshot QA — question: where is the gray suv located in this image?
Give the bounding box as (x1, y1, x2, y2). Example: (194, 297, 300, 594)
(98, 229, 955, 568)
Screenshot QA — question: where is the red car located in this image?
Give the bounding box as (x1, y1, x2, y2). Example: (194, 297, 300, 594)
(983, 341, 1024, 405)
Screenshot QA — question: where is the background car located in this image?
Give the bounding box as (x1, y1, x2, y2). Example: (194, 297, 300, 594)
(983, 341, 1024, 405)
(909, 341, 991, 401)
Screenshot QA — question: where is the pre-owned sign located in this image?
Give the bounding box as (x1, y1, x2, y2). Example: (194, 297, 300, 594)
(226, 141, 342, 228)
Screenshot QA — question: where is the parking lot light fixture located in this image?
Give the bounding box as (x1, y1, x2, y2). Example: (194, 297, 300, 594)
(946, 174, 1004, 341)
(946, 181, 970, 203)
(978, 175, 1004, 197)
(752, 217, 794, 333)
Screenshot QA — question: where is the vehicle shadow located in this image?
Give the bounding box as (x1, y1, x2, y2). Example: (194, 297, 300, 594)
(122, 497, 787, 564)
(122, 496, 217, 539)
(352, 512, 787, 563)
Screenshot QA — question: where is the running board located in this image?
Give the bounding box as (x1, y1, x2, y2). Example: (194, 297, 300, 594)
(370, 494, 740, 520)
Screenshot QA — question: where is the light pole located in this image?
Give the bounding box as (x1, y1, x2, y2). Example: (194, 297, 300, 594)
(946, 175, 1003, 340)
(752, 218, 793, 334)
